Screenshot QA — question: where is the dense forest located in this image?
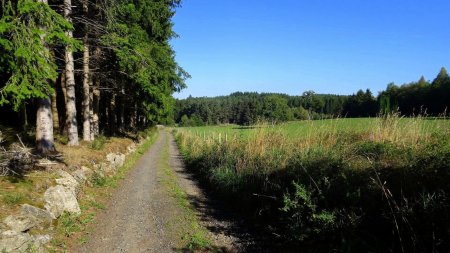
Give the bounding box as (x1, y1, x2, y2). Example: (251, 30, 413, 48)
(0, 0, 188, 153)
(175, 67, 450, 126)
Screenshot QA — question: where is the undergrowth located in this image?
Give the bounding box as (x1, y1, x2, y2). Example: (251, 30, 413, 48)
(175, 115, 450, 252)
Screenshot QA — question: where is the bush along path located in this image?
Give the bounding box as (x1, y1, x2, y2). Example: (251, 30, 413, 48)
(73, 129, 255, 253)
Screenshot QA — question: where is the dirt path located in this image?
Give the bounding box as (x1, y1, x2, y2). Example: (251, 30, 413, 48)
(75, 131, 175, 253)
(74, 130, 250, 253)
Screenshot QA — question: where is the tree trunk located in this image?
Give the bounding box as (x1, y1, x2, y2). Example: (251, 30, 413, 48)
(51, 80, 59, 131)
(119, 85, 125, 132)
(108, 93, 116, 134)
(130, 103, 137, 129)
(21, 104, 28, 131)
(91, 85, 100, 139)
(91, 47, 101, 138)
(36, 0, 55, 154)
(64, 0, 79, 146)
(82, 41, 91, 141)
(36, 98, 55, 153)
(60, 72, 68, 135)
(82, 0, 91, 141)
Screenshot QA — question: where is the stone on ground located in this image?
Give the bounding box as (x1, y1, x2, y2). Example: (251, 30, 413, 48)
(21, 204, 55, 222)
(3, 215, 36, 232)
(56, 170, 80, 195)
(0, 230, 32, 252)
(106, 153, 125, 170)
(44, 185, 81, 218)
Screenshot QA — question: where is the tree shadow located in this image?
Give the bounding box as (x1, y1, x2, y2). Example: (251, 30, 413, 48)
(169, 144, 293, 253)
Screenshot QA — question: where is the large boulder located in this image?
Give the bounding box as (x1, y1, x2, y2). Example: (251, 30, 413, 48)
(44, 185, 81, 218)
(55, 170, 79, 195)
(0, 230, 32, 252)
(3, 215, 36, 232)
(21, 204, 55, 222)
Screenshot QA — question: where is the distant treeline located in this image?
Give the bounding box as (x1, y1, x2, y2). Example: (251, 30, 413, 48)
(175, 67, 450, 126)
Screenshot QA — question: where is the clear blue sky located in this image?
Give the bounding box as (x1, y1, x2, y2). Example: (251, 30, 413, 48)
(171, 0, 450, 99)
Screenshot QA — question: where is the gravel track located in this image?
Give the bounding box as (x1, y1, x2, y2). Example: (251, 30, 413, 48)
(74, 130, 250, 253)
(75, 131, 175, 253)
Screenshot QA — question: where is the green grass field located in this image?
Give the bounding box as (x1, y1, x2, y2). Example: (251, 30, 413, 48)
(174, 116, 450, 252)
(178, 117, 450, 140)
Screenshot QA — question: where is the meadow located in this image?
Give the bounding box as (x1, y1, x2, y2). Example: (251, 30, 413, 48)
(175, 116, 450, 252)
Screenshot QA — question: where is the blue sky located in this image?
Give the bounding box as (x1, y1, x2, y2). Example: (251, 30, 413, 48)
(171, 0, 450, 99)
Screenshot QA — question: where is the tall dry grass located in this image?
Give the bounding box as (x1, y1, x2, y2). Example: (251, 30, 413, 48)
(175, 115, 450, 252)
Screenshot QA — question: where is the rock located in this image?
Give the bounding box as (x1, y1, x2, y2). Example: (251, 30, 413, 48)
(21, 204, 55, 222)
(3, 215, 36, 232)
(55, 170, 79, 195)
(127, 144, 137, 154)
(72, 168, 87, 183)
(96, 162, 113, 173)
(44, 185, 81, 218)
(0, 230, 51, 253)
(32, 234, 51, 249)
(0, 230, 32, 252)
(106, 153, 125, 169)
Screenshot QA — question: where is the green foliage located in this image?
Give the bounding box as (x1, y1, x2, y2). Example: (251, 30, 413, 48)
(58, 212, 80, 237)
(0, 0, 80, 110)
(90, 171, 107, 187)
(102, 0, 189, 125)
(281, 182, 336, 241)
(89, 135, 108, 150)
(3, 192, 24, 205)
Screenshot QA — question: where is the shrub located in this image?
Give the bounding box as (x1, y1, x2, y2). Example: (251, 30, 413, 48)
(89, 135, 108, 150)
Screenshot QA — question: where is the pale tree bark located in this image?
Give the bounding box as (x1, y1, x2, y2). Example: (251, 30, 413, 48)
(64, 0, 79, 146)
(82, 0, 91, 141)
(89, 91, 94, 140)
(51, 80, 59, 131)
(90, 46, 102, 139)
(36, 98, 55, 153)
(36, 0, 55, 154)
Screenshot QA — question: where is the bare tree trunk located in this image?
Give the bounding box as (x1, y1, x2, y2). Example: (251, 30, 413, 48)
(60, 72, 68, 135)
(91, 85, 100, 139)
(118, 85, 125, 132)
(21, 104, 28, 131)
(64, 0, 79, 146)
(51, 80, 59, 131)
(130, 103, 137, 129)
(82, 42, 91, 141)
(37, 98, 55, 153)
(82, 0, 91, 141)
(108, 93, 116, 134)
(89, 91, 94, 140)
(36, 0, 55, 154)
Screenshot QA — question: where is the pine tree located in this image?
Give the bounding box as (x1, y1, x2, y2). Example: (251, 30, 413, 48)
(0, 0, 79, 153)
(63, 0, 79, 146)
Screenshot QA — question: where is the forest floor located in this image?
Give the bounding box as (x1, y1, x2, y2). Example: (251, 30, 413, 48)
(72, 129, 260, 253)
